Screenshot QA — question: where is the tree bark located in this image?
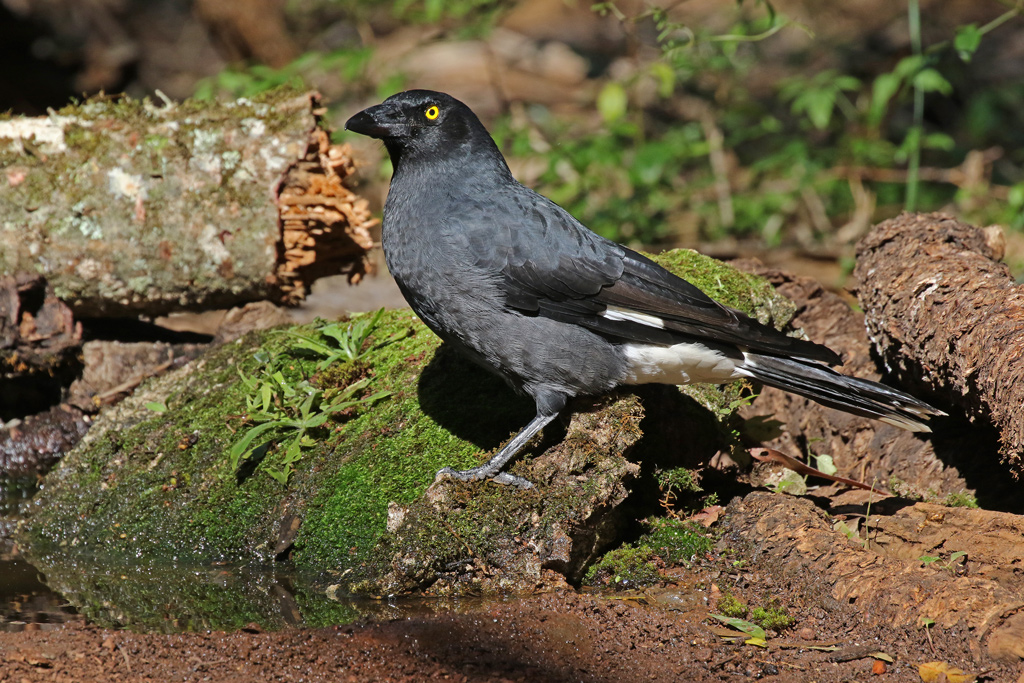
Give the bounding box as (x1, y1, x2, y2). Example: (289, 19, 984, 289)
(731, 261, 994, 501)
(854, 212, 1023, 477)
(0, 89, 375, 318)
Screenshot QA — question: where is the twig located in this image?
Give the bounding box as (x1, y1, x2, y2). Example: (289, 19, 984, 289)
(93, 360, 174, 405)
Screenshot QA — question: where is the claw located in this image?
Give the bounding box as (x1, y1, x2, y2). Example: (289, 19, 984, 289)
(434, 466, 534, 489)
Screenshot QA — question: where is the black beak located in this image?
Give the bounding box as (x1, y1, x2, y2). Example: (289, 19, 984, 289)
(345, 103, 406, 139)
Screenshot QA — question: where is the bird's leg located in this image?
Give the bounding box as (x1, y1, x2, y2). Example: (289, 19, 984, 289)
(436, 412, 558, 489)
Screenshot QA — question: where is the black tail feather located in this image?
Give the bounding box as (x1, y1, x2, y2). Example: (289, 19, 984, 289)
(739, 353, 945, 432)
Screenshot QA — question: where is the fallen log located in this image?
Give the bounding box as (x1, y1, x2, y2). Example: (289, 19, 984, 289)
(732, 261, 1016, 508)
(0, 89, 375, 317)
(854, 212, 1024, 477)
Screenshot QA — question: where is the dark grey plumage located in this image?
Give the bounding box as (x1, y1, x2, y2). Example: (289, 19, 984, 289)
(346, 90, 943, 488)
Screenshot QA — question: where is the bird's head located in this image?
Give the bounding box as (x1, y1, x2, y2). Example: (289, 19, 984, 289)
(345, 90, 502, 171)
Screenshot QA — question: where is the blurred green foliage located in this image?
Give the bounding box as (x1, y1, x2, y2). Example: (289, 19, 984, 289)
(197, 0, 1024, 264)
(503, 1, 1024, 249)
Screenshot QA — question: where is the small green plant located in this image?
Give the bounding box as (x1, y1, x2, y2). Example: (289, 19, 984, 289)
(919, 549, 968, 573)
(750, 603, 796, 631)
(716, 592, 749, 618)
(285, 309, 392, 369)
(230, 370, 389, 484)
(228, 311, 393, 484)
(921, 616, 936, 650)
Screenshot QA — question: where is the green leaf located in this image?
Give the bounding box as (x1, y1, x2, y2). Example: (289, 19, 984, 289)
(813, 454, 838, 476)
(870, 72, 902, 125)
(793, 89, 837, 130)
(597, 82, 628, 123)
(229, 421, 280, 468)
(923, 132, 954, 151)
(266, 466, 290, 485)
(1008, 183, 1024, 208)
(913, 68, 953, 95)
(260, 383, 273, 412)
(649, 62, 676, 98)
(145, 401, 168, 413)
(709, 614, 767, 640)
(834, 75, 862, 92)
(954, 24, 982, 62)
(894, 55, 924, 79)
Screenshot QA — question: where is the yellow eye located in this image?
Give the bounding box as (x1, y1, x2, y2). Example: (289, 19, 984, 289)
(425, 105, 440, 120)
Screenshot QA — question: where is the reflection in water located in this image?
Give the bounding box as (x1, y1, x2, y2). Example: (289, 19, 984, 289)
(0, 557, 83, 632)
(17, 545, 363, 632)
(4, 548, 495, 634)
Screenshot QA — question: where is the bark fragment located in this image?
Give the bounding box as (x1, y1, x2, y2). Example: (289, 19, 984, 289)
(0, 272, 81, 374)
(1, 273, 82, 418)
(854, 212, 1024, 476)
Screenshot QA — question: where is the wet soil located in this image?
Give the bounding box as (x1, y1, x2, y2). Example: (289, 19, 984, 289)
(0, 581, 991, 683)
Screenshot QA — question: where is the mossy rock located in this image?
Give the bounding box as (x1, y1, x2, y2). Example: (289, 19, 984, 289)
(18, 249, 799, 599)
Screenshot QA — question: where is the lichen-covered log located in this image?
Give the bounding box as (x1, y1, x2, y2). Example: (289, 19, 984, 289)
(0, 89, 375, 317)
(854, 212, 1023, 475)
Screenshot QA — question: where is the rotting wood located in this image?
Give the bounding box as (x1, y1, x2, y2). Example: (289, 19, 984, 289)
(731, 261, 996, 504)
(721, 491, 1024, 662)
(854, 212, 1024, 477)
(276, 127, 376, 301)
(0, 272, 81, 374)
(0, 89, 375, 317)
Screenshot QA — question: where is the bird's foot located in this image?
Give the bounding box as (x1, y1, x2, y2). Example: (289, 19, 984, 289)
(435, 466, 534, 490)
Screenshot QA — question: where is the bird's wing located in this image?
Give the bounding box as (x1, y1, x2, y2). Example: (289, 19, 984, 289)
(462, 187, 840, 365)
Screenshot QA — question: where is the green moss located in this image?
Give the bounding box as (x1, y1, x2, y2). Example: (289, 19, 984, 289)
(750, 603, 796, 631)
(943, 491, 979, 508)
(716, 592, 749, 618)
(643, 518, 714, 566)
(583, 544, 662, 589)
(22, 310, 537, 575)
(22, 252, 804, 598)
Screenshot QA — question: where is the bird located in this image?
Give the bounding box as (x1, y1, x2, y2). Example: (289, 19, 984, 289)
(345, 89, 944, 489)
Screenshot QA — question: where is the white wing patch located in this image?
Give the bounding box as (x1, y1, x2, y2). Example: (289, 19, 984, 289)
(621, 342, 743, 386)
(601, 305, 666, 329)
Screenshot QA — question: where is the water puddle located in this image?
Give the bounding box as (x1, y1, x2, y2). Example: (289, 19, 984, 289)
(0, 477, 450, 634)
(1, 544, 465, 633)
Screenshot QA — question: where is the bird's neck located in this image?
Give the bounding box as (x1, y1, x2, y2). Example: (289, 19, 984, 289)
(387, 135, 513, 189)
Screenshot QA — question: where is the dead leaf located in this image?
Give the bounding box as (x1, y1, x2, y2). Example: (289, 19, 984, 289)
(750, 447, 889, 494)
(918, 661, 975, 683)
(691, 505, 724, 527)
